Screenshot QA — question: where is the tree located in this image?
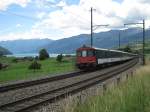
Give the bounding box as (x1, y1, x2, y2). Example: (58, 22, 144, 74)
(118, 45, 132, 53)
(39, 49, 49, 60)
(0, 52, 3, 57)
(0, 63, 2, 70)
(123, 45, 132, 53)
(35, 56, 39, 60)
(28, 60, 41, 72)
(56, 54, 63, 62)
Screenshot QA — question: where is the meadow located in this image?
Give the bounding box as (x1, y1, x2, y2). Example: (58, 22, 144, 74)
(0, 56, 76, 83)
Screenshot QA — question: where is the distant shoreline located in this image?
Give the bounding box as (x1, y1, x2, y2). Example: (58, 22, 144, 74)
(6, 53, 75, 58)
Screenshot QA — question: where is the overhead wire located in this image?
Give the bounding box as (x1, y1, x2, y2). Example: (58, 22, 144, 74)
(0, 10, 39, 21)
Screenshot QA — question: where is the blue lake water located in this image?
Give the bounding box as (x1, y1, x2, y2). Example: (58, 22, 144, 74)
(6, 53, 75, 58)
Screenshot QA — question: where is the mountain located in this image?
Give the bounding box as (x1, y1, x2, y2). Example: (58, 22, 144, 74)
(0, 39, 53, 54)
(44, 28, 149, 53)
(0, 46, 12, 56)
(0, 28, 149, 54)
(44, 34, 90, 53)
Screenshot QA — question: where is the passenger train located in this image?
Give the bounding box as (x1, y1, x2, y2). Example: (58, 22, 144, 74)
(76, 45, 137, 69)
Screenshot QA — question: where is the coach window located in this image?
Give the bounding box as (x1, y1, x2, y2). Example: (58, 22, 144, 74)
(88, 50, 94, 56)
(82, 50, 87, 57)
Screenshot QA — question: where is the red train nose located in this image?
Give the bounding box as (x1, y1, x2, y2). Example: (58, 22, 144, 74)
(77, 56, 96, 64)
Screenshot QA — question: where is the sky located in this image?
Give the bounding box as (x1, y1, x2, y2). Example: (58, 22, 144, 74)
(0, 0, 150, 41)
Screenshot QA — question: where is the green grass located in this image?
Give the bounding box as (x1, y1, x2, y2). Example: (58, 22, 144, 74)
(0, 57, 76, 83)
(72, 62, 150, 112)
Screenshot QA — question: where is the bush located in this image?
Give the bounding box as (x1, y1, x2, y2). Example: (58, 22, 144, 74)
(124, 45, 132, 52)
(119, 45, 132, 53)
(56, 54, 63, 62)
(12, 58, 18, 63)
(28, 61, 41, 71)
(39, 49, 49, 60)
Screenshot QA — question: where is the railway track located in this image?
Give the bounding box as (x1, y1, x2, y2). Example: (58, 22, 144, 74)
(0, 71, 85, 93)
(0, 59, 138, 112)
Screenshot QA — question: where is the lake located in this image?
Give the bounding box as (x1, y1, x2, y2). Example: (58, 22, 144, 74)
(6, 53, 75, 58)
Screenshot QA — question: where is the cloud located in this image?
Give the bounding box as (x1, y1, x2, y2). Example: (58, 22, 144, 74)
(16, 23, 22, 27)
(0, 28, 52, 41)
(32, 0, 124, 39)
(36, 12, 46, 19)
(1, 0, 150, 41)
(0, 0, 30, 10)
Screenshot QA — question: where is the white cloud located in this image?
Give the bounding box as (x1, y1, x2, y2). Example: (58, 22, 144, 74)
(0, 0, 30, 10)
(0, 29, 51, 41)
(31, 0, 124, 39)
(36, 12, 46, 19)
(56, 0, 66, 8)
(16, 23, 22, 27)
(1, 0, 150, 41)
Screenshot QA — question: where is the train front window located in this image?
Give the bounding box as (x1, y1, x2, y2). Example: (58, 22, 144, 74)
(77, 51, 82, 57)
(88, 50, 94, 56)
(82, 50, 87, 57)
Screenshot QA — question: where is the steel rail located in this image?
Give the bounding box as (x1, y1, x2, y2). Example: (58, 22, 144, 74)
(0, 60, 130, 93)
(0, 59, 138, 112)
(0, 71, 86, 93)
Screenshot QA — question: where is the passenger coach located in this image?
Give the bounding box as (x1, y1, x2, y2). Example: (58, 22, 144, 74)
(76, 45, 136, 69)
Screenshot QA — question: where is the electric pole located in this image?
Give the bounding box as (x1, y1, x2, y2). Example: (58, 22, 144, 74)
(90, 7, 95, 47)
(90, 7, 108, 47)
(124, 19, 146, 65)
(143, 19, 145, 65)
(90, 7, 93, 47)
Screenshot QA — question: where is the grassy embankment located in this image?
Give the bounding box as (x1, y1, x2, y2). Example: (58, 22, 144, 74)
(0, 56, 76, 83)
(66, 59, 150, 112)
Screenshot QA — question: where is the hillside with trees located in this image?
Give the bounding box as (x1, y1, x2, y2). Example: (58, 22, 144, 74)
(0, 46, 12, 56)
